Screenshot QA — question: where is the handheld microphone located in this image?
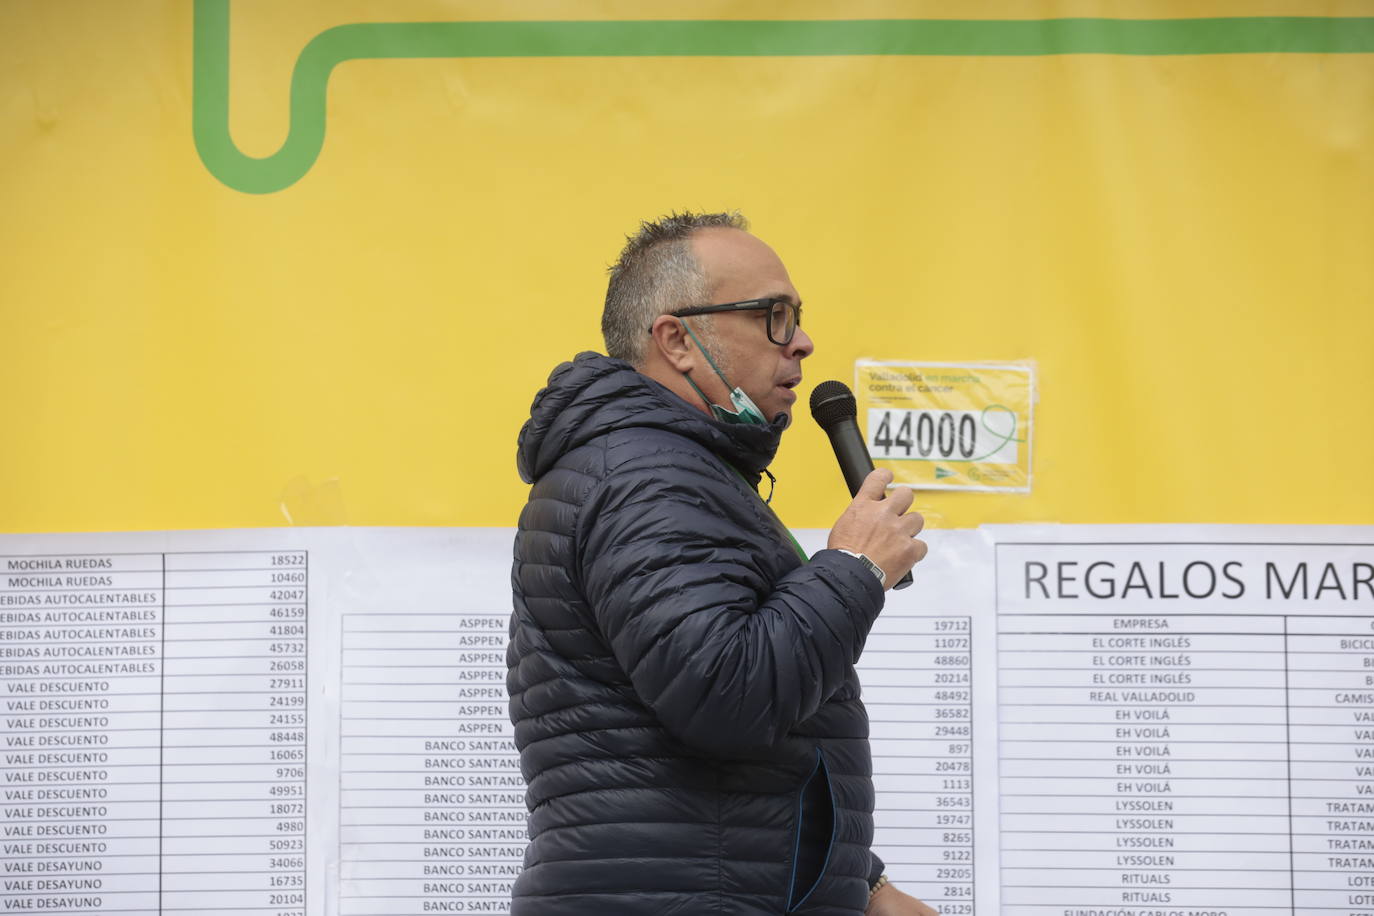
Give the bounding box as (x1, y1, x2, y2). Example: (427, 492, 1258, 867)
(809, 380, 913, 590)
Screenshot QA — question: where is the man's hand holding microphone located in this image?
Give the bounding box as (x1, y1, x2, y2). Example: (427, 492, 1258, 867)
(827, 468, 926, 590)
(811, 380, 927, 590)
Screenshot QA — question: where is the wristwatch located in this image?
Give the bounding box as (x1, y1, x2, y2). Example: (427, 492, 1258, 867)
(835, 549, 886, 585)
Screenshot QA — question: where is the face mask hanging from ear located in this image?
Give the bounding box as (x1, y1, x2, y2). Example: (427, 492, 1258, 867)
(678, 318, 768, 426)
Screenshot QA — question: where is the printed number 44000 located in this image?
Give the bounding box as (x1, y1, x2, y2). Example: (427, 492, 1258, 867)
(866, 408, 1018, 464)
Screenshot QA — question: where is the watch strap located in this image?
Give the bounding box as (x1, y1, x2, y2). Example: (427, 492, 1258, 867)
(835, 549, 886, 585)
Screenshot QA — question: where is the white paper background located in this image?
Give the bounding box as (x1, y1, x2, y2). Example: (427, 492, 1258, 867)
(3, 525, 1371, 915)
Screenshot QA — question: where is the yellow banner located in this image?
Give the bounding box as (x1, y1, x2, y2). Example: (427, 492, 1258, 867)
(1, 1, 1371, 531)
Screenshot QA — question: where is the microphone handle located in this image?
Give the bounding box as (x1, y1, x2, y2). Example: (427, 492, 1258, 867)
(822, 420, 914, 590)
(823, 420, 875, 497)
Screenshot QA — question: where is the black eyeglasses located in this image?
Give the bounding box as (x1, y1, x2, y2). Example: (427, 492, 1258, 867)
(660, 297, 803, 346)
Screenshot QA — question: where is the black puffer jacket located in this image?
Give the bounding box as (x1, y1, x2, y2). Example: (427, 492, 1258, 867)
(509, 353, 886, 915)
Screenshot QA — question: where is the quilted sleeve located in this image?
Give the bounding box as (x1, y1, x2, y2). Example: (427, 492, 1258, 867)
(578, 452, 885, 758)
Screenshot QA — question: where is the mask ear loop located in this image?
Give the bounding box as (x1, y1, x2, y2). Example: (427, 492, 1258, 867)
(677, 317, 768, 425)
(680, 318, 731, 384)
(681, 369, 720, 416)
(676, 319, 719, 413)
(679, 318, 738, 412)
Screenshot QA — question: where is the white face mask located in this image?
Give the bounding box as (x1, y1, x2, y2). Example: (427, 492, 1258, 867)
(678, 319, 767, 426)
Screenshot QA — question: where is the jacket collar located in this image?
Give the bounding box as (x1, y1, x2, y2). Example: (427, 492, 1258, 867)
(517, 352, 786, 486)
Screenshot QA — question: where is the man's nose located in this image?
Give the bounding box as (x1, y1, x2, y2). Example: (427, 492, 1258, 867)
(788, 326, 815, 359)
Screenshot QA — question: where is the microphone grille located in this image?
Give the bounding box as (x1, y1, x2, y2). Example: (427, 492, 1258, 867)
(809, 380, 857, 430)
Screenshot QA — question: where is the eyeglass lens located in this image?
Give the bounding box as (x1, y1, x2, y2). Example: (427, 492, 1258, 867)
(768, 301, 797, 345)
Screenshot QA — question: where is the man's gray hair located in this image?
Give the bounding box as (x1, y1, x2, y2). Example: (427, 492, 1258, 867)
(602, 210, 749, 366)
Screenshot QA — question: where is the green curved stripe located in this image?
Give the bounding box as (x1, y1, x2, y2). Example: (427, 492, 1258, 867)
(192, 0, 1374, 194)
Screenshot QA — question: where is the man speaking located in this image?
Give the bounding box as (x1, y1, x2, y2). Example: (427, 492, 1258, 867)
(509, 211, 934, 915)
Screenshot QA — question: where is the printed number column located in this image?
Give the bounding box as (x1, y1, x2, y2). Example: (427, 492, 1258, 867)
(860, 615, 974, 915)
(340, 611, 523, 916)
(1, 552, 163, 914)
(999, 612, 1292, 915)
(1287, 614, 1374, 913)
(159, 552, 307, 915)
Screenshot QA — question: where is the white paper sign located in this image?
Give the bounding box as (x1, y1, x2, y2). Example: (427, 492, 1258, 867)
(2, 525, 1371, 915)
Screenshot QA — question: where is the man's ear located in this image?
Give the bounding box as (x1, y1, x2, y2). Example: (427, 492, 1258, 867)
(647, 315, 698, 373)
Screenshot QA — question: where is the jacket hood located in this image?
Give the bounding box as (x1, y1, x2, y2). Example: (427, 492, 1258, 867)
(517, 352, 786, 485)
